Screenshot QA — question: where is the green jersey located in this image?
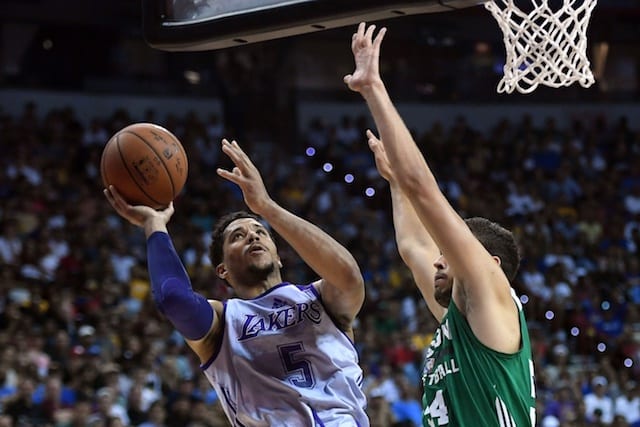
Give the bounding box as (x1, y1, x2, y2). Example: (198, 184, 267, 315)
(421, 290, 536, 427)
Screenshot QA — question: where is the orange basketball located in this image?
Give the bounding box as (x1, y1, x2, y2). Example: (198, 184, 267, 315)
(100, 123, 188, 210)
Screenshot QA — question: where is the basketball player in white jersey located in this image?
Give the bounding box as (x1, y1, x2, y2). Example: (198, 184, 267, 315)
(104, 139, 368, 426)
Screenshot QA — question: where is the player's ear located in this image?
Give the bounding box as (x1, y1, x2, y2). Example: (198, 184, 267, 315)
(492, 255, 502, 266)
(216, 263, 228, 279)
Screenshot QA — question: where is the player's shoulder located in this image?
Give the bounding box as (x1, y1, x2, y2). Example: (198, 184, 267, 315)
(273, 281, 320, 294)
(309, 279, 323, 290)
(208, 299, 224, 316)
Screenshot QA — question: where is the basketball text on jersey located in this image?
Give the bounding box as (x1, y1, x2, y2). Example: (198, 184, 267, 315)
(421, 294, 536, 427)
(422, 318, 459, 386)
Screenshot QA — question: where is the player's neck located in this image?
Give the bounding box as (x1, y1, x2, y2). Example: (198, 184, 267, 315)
(235, 276, 283, 299)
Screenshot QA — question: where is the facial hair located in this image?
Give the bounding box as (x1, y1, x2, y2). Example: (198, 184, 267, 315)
(246, 261, 276, 282)
(434, 287, 452, 308)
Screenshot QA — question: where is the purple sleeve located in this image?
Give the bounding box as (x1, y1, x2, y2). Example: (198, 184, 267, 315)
(147, 231, 214, 340)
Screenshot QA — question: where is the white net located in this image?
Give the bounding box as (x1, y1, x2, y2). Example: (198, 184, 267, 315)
(485, 0, 598, 94)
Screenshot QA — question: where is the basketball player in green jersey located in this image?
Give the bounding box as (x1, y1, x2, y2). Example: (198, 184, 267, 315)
(345, 23, 536, 426)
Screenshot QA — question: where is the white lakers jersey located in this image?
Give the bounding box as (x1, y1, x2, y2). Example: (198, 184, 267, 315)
(201, 282, 368, 427)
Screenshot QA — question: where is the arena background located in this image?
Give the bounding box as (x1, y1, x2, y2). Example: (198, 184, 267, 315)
(0, 1, 639, 426)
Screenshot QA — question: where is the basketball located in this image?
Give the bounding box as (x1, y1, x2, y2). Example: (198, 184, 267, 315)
(100, 123, 188, 210)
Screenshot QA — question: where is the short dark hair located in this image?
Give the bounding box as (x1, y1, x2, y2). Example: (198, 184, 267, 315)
(464, 217, 520, 281)
(209, 211, 272, 266)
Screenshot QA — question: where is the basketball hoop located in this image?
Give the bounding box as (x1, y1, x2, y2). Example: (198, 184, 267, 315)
(485, 0, 598, 94)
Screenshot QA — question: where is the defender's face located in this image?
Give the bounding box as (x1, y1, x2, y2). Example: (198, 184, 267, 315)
(433, 254, 453, 308)
(220, 218, 280, 281)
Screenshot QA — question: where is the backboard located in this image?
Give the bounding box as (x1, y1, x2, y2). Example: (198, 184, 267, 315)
(143, 0, 488, 51)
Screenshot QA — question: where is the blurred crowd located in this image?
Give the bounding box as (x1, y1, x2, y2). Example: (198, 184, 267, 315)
(0, 99, 639, 427)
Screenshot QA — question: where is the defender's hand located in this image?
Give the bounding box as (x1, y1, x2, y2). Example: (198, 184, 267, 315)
(343, 22, 387, 93)
(366, 129, 394, 182)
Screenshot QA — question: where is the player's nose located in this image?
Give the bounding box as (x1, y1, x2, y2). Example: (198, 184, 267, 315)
(433, 254, 447, 269)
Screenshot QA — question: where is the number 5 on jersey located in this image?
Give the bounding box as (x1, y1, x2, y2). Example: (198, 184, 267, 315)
(278, 342, 315, 388)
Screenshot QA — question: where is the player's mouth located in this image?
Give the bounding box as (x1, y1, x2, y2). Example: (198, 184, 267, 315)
(248, 244, 266, 254)
(434, 273, 448, 287)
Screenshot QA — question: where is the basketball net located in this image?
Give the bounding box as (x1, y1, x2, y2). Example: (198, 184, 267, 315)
(485, 0, 598, 94)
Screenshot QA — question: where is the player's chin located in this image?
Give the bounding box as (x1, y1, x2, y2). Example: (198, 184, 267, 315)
(434, 288, 452, 308)
(247, 262, 276, 276)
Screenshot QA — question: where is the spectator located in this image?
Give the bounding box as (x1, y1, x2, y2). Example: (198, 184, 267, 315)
(366, 390, 396, 427)
(544, 384, 580, 423)
(53, 395, 93, 427)
(88, 387, 129, 426)
(584, 376, 614, 424)
(390, 378, 422, 427)
(139, 399, 167, 427)
(615, 381, 640, 427)
(2, 377, 44, 426)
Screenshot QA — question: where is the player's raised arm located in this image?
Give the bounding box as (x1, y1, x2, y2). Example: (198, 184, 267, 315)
(216, 139, 364, 334)
(346, 23, 518, 353)
(366, 130, 444, 321)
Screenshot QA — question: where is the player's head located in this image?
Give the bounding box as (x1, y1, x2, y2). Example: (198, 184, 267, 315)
(432, 217, 520, 307)
(465, 217, 520, 281)
(210, 211, 281, 286)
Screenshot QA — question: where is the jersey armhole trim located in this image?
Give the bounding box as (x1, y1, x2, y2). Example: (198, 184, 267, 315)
(307, 282, 359, 353)
(200, 300, 228, 370)
(449, 300, 524, 359)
